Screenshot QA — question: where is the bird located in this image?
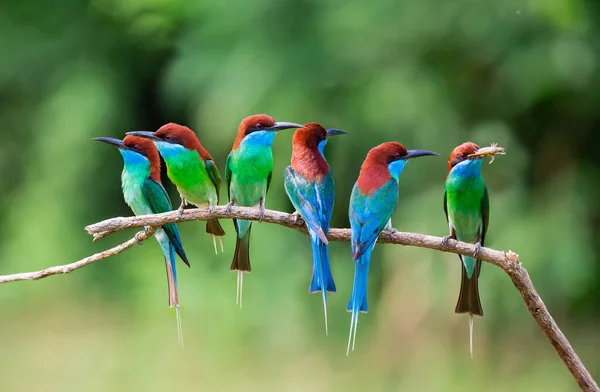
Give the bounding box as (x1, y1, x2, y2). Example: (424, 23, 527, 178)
(127, 123, 226, 254)
(443, 142, 492, 358)
(347, 142, 438, 355)
(283, 123, 346, 335)
(93, 135, 190, 345)
(225, 114, 302, 308)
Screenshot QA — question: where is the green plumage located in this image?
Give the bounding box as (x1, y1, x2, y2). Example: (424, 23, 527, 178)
(158, 145, 225, 237)
(444, 161, 488, 317)
(225, 141, 274, 273)
(163, 149, 219, 207)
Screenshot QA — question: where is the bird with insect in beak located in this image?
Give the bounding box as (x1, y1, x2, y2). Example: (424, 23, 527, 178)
(347, 142, 438, 355)
(283, 123, 346, 335)
(92, 135, 190, 346)
(443, 142, 505, 358)
(128, 123, 226, 254)
(225, 114, 303, 309)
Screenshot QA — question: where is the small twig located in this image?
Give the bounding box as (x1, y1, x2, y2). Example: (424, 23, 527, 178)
(0, 227, 156, 284)
(0, 206, 596, 391)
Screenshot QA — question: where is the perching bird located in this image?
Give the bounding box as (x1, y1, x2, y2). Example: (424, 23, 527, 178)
(283, 123, 346, 334)
(128, 123, 226, 254)
(93, 135, 190, 345)
(225, 114, 302, 308)
(443, 142, 495, 358)
(347, 142, 438, 355)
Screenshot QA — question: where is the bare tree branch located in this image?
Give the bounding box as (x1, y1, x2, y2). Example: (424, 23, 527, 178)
(0, 206, 596, 391)
(0, 227, 156, 284)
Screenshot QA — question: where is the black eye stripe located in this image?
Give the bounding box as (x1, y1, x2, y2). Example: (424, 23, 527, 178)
(171, 137, 185, 146)
(386, 153, 403, 164)
(246, 124, 268, 135)
(128, 144, 147, 157)
(161, 135, 185, 146)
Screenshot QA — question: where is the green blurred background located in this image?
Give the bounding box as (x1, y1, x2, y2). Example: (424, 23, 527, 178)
(1, 0, 599, 390)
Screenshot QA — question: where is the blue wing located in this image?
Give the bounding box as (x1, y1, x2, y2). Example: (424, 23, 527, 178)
(349, 179, 399, 260)
(142, 178, 190, 267)
(284, 167, 333, 242)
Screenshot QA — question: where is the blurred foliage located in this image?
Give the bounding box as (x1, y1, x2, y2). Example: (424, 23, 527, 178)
(0, 0, 599, 390)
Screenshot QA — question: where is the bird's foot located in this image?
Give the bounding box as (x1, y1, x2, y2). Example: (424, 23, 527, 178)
(387, 227, 398, 235)
(177, 200, 186, 218)
(208, 202, 214, 213)
(291, 211, 302, 224)
(135, 226, 151, 245)
(225, 201, 234, 214)
(442, 235, 454, 247)
(473, 242, 482, 258)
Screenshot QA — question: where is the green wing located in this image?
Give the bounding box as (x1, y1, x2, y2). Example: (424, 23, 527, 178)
(205, 159, 222, 201)
(225, 153, 232, 201)
(142, 178, 190, 267)
(443, 190, 448, 222)
(266, 171, 272, 193)
(481, 186, 489, 246)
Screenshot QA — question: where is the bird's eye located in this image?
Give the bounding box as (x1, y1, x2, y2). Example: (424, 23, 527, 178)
(461, 152, 467, 158)
(395, 153, 401, 159)
(132, 144, 140, 151)
(255, 123, 264, 129)
(164, 134, 171, 141)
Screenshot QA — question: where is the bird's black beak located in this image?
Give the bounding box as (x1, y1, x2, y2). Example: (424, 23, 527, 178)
(92, 137, 126, 149)
(326, 129, 347, 138)
(126, 131, 160, 141)
(404, 149, 439, 159)
(270, 121, 303, 131)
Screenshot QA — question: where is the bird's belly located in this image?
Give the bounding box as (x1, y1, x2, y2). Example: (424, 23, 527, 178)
(230, 178, 266, 207)
(449, 209, 481, 243)
(228, 153, 271, 207)
(123, 188, 153, 217)
(166, 159, 218, 206)
(180, 182, 218, 207)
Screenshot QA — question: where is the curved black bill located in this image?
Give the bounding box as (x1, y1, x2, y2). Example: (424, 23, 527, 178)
(326, 129, 347, 138)
(126, 131, 160, 141)
(404, 149, 439, 159)
(92, 137, 125, 149)
(270, 121, 303, 131)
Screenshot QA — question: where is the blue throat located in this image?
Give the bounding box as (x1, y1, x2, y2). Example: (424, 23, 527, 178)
(120, 149, 150, 171)
(450, 159, 483, 178)
(317, 139, 328, 158)
(153, 141, 187, 160)
(388, 159, 408, 181)
(241, 131, 277, 148)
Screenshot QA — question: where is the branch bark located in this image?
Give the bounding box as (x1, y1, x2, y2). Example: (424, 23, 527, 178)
(0, 206, 596, 391)
(0, 227, 156, 284)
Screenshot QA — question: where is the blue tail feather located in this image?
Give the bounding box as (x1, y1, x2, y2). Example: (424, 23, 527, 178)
(169, 242, 178, 289)
(346, 252, 370, 355)
(320, 242, 336, 292)
(309, 238, 336, 293)
(308, 235, 336, 335)
(347, 255, 370, 313)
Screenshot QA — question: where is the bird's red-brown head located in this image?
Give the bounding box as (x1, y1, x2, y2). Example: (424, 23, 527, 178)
(93, 135, 162, 182)
(232, 114, 302, 150)
(290, 123, 346, 181)
(447, 142, 480, 175)
(127, 123, 213, 161)
(357, 142, 408, 194)
(357, 142, 438, 194)
(292, 122, 328, 150)
(233, 114, 276, 150)
(122, 135, 162, 182)
(153, 123, 213, 161)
